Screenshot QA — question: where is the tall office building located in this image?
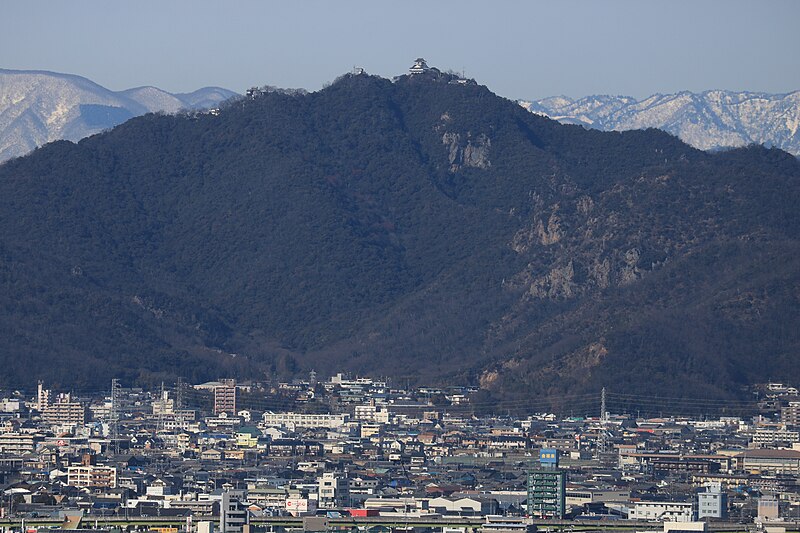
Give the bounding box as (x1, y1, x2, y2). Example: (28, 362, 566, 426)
(527, 448, 567, 519)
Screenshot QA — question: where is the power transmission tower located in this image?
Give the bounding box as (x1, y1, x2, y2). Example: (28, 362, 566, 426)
(597, 387, 608, 456)
(110, 379, 120, 455)
(157, 382, 166, 435)
(176, 377, 184, 411)
(601, 387, 607, 423)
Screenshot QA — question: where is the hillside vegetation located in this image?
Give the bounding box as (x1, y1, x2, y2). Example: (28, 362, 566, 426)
(1, 70, 798, 407)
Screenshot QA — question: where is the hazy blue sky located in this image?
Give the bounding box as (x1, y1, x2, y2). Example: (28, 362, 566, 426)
(3, 0, 799, 100)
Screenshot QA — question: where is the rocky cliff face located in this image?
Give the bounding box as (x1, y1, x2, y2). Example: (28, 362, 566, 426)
(521, 90, 800, 156)
(0, 69, 237, 162)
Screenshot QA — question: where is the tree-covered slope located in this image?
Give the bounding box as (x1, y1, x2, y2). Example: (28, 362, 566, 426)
(1, 71, 798, 404)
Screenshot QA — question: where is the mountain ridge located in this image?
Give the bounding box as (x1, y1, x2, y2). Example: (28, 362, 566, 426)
(0, 68, 237, 162)
(1, 69, 798, 409)
(521, 89, 800, 156)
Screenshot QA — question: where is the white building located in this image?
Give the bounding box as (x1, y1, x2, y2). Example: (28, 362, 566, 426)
(67, 464, 117, 488)
(354, 404, 390, 424)
(409, 58, 430, 75)
(37, 381, 51, 411)
(753, 427, 800, 447)
(697, 485, 727, 519)
(317, 472, 349, 509)
(630, 501, 694, 522)
(261, 412, 350, 430)
(152, 390, 175, 416)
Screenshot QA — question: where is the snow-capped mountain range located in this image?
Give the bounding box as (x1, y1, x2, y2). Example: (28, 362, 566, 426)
(0, 69, 237, 162)
(520, 90, 800, 156)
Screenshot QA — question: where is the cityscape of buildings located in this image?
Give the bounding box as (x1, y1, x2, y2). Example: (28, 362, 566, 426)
(0, 376, 799, 533)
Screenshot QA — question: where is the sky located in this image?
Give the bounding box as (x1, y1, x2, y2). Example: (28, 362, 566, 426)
(3, 0, 800, 100)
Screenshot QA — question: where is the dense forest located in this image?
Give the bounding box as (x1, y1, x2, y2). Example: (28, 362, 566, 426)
(1, 69, 799, 408)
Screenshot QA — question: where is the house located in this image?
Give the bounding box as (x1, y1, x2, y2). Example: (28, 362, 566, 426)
(200, 448, 224, 461)
(236, 427, 262, 448)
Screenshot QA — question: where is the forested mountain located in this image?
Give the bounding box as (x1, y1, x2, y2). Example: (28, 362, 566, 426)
(1, 69, 799, 408)
(0, 69, 236, 162)
(520, 90, 800, 156)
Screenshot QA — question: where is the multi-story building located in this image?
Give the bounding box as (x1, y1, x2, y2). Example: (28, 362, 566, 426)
(527, 449, 566, 519)
(736, 449, 800, 475)
(220, 490, 249, 533)
(214, 382, 237, 415)
(67, 464, 117, 488)
(42, 398, 86, 426)
(781, 402, 800, 427)
(752, 427, 799, 447)
(0, 433, 44, 455)
(354, 404, 390, 424)
(152, 390, 175, 416)
(630, 501, 694, 522)
(697, 484, 728, 519)
(318, 472, 350, 509)
(36, 381, 51, 411)
(261, 412, 350, 430)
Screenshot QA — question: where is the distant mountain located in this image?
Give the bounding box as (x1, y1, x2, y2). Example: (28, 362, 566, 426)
(0, 69, 237, 162)
(520, 90, 800, 156)
(1, 69, 799, 412)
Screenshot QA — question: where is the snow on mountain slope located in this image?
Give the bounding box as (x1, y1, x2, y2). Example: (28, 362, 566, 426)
(522, 90, 800, 155)
(0, 69, 237, 162)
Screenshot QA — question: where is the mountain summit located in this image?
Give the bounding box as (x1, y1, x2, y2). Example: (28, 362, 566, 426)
(0, 69, 237, 162)
(1, 68, 799, 407)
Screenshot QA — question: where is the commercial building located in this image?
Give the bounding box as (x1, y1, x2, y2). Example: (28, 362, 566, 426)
(527, 448, 566, 519)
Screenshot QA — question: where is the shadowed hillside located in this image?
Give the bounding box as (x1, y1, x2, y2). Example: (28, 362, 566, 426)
(1, 69, 798, 408)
